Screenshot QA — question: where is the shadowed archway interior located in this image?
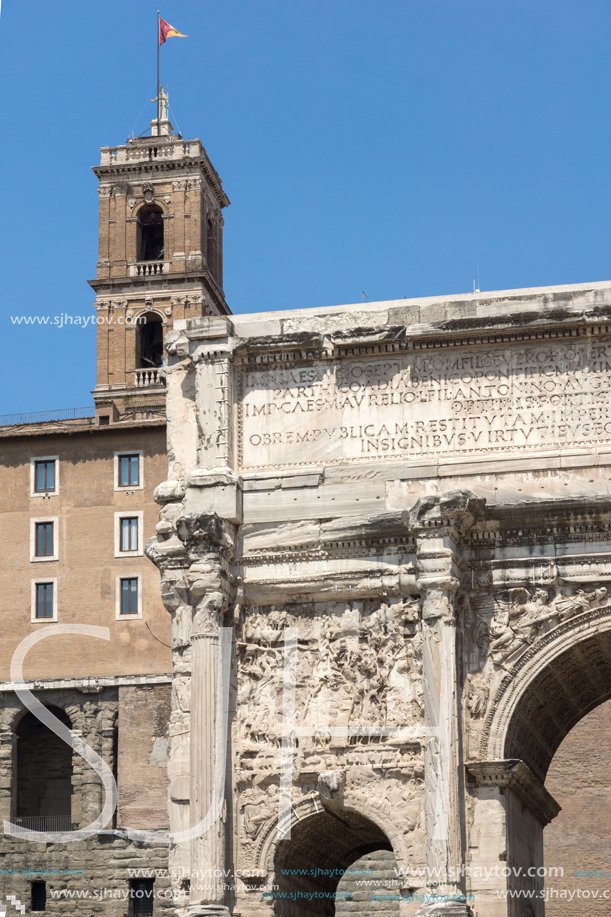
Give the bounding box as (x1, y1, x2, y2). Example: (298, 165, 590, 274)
(16, 706, 72, 820)
(504, 628, 611, 782)
(273, 809, 393, 917)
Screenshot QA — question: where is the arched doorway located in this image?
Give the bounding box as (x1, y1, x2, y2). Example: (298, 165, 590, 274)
(16, 706, 73, 829)
(502, 628, 611, 782)
(273, 809, 396, 917)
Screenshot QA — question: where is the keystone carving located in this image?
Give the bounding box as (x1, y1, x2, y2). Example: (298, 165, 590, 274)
(317, 770, 346, 812)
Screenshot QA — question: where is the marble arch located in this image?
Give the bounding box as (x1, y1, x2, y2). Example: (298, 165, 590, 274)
(147, 282, 611, 917)
(256, 794, 408, 881)
(483, 605, 611, 777)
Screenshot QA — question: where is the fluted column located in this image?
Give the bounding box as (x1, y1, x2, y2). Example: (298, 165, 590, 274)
(189, 604, 227, 915)
(421, 581, 461, 878)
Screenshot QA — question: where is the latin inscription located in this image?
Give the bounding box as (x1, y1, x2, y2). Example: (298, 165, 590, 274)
(239, 340, 611, 468)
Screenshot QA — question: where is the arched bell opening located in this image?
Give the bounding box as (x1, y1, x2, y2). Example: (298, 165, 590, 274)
(137, 204, 164, 262)
(273, 808, 395, 917)
(136, 312, 164, 369)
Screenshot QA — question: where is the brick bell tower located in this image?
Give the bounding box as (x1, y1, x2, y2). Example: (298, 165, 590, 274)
(90, 94, 230, 424)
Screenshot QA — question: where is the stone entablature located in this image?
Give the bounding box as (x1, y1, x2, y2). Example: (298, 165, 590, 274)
(147, 280, 611, 917)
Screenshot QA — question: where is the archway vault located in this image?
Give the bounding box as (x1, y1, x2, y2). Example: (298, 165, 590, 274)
(482, 605, 611, 782)
(272, 807, 394, 917)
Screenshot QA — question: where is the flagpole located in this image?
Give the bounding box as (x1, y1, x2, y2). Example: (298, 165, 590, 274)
(156, 10, 161, 134)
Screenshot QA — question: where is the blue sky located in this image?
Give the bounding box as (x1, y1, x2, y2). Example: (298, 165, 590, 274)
(1, 0, 610, 414)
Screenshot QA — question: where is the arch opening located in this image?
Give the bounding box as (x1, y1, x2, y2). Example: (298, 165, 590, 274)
(16, 706, 73, 824)
(503, 628, 611, 782)
(136, 312, 164, 369)
(137, 205, 164, 262)
(543, 698, 611, 914)
(273, 809, 395, 917)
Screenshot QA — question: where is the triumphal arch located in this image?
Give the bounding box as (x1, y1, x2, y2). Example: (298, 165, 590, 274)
(147, 281, 611, 917)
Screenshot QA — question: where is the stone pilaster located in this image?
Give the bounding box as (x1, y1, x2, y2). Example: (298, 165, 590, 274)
(409, 491, 483, 917)
(466, 761, 560, 917)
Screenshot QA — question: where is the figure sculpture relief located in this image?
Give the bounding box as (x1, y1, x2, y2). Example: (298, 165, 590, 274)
(487, 586, 607, 667)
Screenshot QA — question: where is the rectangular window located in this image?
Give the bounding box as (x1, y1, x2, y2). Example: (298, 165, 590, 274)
(120, 517, 139, 552)
(35, 460, 55, 493)
(130, 879, 154, 917)
(119, 455, 140, 487)
(35, 522, 54, 557)
(120, 578, 138, 615)
(31, 881, 47, 912)
(35, 583, 54, 618)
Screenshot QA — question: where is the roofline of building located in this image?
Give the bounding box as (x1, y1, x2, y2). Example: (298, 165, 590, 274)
(0, 416, 166, 439)
(228, 277, 611, 324)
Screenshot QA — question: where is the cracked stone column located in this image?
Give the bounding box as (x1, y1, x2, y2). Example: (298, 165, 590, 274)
(410, 491, 483, 917)
(177, 512, 235, 917)
(148, 314, 241, 917)
(148, 496, 237, 917)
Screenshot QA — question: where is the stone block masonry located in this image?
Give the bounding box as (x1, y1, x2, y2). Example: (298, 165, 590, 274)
(147, 280, 611, 917)
(0, 835, 173, 917)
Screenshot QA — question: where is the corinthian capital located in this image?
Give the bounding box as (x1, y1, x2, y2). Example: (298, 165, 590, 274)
(176, 512, 235, 559)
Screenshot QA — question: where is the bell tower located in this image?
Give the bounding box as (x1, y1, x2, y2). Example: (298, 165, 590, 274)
(90, 104, 230, 424)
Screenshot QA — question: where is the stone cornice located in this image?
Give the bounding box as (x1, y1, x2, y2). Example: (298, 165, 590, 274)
(230, 317, 611, 366)
(0, 673, 171, 694)
(466, 759, 561, 826)
(88, 271, 230, 313)
(92, 155, 230, 209)
(0, 417, 165, 439)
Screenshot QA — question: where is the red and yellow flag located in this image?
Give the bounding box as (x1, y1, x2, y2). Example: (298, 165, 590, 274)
(159, 18, 188, 46)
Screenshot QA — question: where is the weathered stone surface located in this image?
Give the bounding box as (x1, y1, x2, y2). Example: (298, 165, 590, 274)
(148, 282, 611, 917)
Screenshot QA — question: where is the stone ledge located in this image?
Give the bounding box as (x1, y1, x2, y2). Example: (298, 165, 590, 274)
(466, 759, 561, 826)
(0, 673, 171, 694)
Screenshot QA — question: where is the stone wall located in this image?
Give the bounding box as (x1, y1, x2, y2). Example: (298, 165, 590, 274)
(0, 689, 119, 828)
(0, 684, 172, 917)
(0, 835, 172, 917)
